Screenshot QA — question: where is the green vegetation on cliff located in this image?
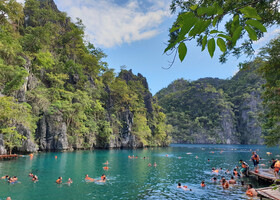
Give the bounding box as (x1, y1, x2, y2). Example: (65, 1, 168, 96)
(0, 0, 170, 153)
(156, 62, 265, 144)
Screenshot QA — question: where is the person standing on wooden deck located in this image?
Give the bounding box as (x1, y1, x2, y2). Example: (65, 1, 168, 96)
(251, 152, 260, 172)
(273, 159, 280, 178)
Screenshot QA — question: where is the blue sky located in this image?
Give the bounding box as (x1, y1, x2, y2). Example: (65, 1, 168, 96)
(17, 0, 280, 94)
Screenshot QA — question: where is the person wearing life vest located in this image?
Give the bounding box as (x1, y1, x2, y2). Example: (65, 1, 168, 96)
(200, 181, 206, 187)
(85, 174, 95, 182)
(274, 159, 280, 178)
(239, 160, 249, 177)
(56, 177, 62, 184)
(246, 184, 257, 197)
(251, 152, 260, 171)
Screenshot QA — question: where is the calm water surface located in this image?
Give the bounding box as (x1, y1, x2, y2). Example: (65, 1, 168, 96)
(0, 144, 279, 200)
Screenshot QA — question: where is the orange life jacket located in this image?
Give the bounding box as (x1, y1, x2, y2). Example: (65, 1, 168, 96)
(56, 179, 61, 184)
(201, 183, 205, 187)
(275, 161, 280, 168)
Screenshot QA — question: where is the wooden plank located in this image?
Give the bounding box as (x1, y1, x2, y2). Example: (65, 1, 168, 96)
(256, 187, 280, 200)
(249, 170, 280, 183)
(0, 154, 18, 159)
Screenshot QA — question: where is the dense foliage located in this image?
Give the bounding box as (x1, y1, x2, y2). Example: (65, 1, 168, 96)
(0, 0, 170, 153)
(156, 63, 265, 144)
(259, 36, 280, 146)
(166, 0, 280, 64)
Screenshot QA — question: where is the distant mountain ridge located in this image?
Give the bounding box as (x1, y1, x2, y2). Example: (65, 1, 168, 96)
(155, 63, 264, 144)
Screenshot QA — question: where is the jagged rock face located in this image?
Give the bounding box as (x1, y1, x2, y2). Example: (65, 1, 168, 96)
(238, 91, 264, 144)
(0, 135, 7, 155)
(16, 124, 38, 153)
(36, 113, 68, 151)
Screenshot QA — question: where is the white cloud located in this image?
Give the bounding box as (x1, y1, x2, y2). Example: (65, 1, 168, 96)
(56, 0, 171, 48)
(254, 28, 280, 46)
(15, 0, 25, 4)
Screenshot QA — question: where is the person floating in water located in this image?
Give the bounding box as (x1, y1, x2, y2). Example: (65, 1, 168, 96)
(96, 174, 106, 182)
(148, 163, 152, 167)
(177, 182, 191, 191)
(246, 184, 258, 197)
(66, 178, 73, 184)
(251, 151, 260, 172)
(6, 197, 11, 200)
(212, 168, 219, 173)
(56, 177, 62, 184)
(103, 161, 109, 165)
(201, 181, 206, 187)
(228, 176, 236, 184)
(211, 177, 217, 183)
(32, 175, 38, 182)
(221, 178, 229, 189)
(153, 162, 157, 167)
(103, 165, 109, 170)
(85, 175, 95, 182)
(29, 173, 34, 177)
(1, 175, 9, 180)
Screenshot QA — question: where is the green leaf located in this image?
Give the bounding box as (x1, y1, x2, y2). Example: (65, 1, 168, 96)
(190, 4, 198, 11)
(212, 17, 219, 27)
(239, 6, 261, 20)
(218, 34, 231, 41)
(245, 19, 267, 32)
(178, 12, 197, 37)
(164, 42, 176, 53)
(189, 20, 211, 36)
(169, 26, 180, 33)
(245, 25, 258, 41)
(232, 26, 242, 45)
(208, 38, 215, 58)
(197, 7, 208, 16)
(217, 38, 226, 52)
(202, 35, 207, 51)
(210, 30, 222, 34)
(178, 42, 187, 62)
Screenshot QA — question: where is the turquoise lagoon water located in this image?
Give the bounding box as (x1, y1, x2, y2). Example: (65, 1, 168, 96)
(0, 144, 279, 200)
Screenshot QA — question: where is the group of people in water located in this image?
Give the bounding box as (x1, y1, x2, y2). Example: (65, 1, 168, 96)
(176, 151, 271, 197)
(2, 150, 280, 199)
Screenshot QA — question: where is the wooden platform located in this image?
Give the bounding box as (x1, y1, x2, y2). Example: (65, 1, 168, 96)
(0, 154, 18, 160)
(256, 187, 280, 200)
(249, 169, 280, 184)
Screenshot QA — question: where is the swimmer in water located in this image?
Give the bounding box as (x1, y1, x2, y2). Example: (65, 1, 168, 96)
(103, 161, 109, 165)
(97, 174, 106, 182)
(211, 177, 217, 183)
(103, 165, 109, 170)
(154, 162, 157, 167)
(177, 182, 192, 191)
(221, 178, 229, 189)
(246, 184, 258, 197)
(195, 156, 198, 159)
(228, 176, 236, 184)
(148, 163, 152, 167)
(1, 175, 9, 180)
(32, 175, 38, 182)
(6, 197, 11, 200)
(201, 181, 206, 187)
(29, 173, 33, 177)
(56, 177, 62, 184)
(85, 175, 95, 182)
(66, 178, 73, 184)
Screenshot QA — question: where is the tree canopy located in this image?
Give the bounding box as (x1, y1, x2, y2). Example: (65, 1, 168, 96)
(165, 0, 280, 64)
